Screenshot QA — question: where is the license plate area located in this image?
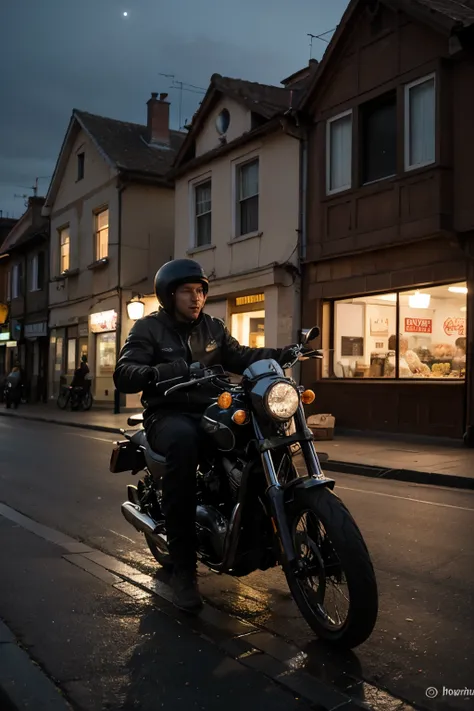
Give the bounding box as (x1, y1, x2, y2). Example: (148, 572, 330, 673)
(109, 440, 145, 473)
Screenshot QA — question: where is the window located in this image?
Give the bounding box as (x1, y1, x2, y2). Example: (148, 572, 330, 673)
(194, 181, 212, 247)
(324, 282, 466, 379)
(30, 252, 45, 291)
(327, 111, 352, 194)
(236, 159, 259, 236)
(59, 227, 70, 273)
(96, 332, 116, 376)
(11, 263, 22, 299)
(361, 91, 397, 184)
(405, 74, 436, 170)
(77, 152, 85, 181)
(95, 208, 109, 260)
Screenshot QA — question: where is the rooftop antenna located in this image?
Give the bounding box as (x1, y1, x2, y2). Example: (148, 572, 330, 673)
(159, 72, 206, 129)
(307, 27, 337, 59)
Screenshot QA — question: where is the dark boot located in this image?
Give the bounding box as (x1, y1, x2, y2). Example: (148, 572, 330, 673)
(170, 565, 203, 613)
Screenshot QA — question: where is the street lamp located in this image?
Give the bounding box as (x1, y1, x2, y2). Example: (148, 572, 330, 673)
(126, 299, 145, 321)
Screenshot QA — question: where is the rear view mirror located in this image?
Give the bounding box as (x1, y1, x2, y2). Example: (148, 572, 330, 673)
(299, 326, 320, 345)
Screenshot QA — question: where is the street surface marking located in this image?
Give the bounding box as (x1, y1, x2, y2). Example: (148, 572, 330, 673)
(337, 485, 474, 513)
(64, 432, 115, 443)
(108, 528, 137, 544)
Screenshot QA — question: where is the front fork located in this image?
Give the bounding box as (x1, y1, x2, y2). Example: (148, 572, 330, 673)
(254, 406, 334, 568)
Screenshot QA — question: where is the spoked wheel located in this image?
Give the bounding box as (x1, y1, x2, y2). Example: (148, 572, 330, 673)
(82, 391, 93, 411)
(57, 390, 69, 410)
(284, 487, 378, 649)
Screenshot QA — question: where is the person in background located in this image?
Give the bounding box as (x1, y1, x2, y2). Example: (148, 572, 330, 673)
(70, 355, 90, 409)
(5, 366, 22, 408)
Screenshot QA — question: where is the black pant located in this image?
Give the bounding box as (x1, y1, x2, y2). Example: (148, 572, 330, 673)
(145, 413, 203, 568)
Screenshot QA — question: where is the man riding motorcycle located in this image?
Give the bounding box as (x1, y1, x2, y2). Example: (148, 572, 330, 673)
(113, 259, 305, 612)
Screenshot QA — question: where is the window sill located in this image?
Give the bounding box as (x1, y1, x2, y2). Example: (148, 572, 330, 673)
(228, 231, 263, 245)
(187, 244, 216, 256)
(52, 268, 80, 282)
(87, 257, 109, 271)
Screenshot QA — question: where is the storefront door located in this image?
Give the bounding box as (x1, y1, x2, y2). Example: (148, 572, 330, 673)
(95, 331, 116, 401)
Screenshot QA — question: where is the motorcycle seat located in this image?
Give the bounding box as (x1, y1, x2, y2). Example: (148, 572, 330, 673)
(127, 413, 144, 426)
(129, 429, 166, 467)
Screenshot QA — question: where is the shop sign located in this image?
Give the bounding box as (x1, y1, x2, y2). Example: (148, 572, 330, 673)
(6, 341, 16, 348)
(90, 310, 117, 333)
(0, 332, 11, 341)
(443, 317, 466, 337)
(405, 317, 432, 334)
(235, 293, 265, 306)
(24, 322, 47, 338)
(0, 303, 8, 325)
(78, 323, 89, 337)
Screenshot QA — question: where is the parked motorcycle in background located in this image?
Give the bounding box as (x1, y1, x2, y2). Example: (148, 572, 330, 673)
(110, 327, 378, 648)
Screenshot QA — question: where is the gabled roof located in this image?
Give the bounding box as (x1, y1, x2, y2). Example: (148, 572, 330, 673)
(0, 200, 47, 255)
(300, 0, 474, 112)
(174, 68, 316, 171)
(44, 110, 186, 210)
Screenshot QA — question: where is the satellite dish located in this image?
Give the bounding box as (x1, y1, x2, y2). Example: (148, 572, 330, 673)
(216, 108, 230, 135)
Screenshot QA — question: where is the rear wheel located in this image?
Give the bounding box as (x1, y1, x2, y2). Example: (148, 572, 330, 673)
(283, 487, 378, 649)
(57, 389, 69, 410)
(145, 533, 173, 573)
(82, 391, 93, 411)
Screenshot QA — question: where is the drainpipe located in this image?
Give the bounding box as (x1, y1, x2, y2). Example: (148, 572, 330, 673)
(114, 183, 126, 415)
(295, 127, 308, 386)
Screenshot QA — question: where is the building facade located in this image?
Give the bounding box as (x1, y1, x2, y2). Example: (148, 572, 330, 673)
(0, 198, 49, 401)
(0, 216, 18, 378)
(172, 68, 316, 352)
(41, 93, 184, 405)
(300, 0, 474, 440)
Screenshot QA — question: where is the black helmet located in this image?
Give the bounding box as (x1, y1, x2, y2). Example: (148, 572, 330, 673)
(154, 259, 209, 312)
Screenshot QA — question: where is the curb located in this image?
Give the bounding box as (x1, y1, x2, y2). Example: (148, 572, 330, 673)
(2, 410, 473, 490)
(322, 459, 474, 491)
(0, 620, 72, 710)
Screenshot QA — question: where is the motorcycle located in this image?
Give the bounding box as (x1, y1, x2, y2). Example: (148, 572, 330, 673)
(110, 327, 378, 648)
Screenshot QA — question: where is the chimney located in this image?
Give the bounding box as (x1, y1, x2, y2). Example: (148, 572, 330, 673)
(146, 92, 170, 145)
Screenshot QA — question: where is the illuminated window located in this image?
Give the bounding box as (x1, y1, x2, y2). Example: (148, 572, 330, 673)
(59, 227, 70, 273)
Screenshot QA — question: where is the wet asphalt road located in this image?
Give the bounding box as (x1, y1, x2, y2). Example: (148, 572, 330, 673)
(0, 416, 473, 710)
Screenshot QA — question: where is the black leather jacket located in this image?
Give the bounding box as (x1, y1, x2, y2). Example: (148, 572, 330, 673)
(113, 309, 283, 422)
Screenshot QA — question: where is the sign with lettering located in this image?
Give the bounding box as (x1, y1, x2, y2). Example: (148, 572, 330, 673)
(90, 310, 117, 333)
(443, 317, 466, 337)
(405, 317, 432, 333)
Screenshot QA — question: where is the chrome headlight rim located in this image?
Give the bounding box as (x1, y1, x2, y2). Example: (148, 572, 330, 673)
(263, 380, 300, 422)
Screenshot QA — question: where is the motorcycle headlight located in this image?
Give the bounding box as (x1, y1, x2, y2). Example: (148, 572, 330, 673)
(264, 381, 300, 421)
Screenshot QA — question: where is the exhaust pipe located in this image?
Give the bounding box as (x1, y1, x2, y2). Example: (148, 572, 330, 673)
(121, 501, 166, 549)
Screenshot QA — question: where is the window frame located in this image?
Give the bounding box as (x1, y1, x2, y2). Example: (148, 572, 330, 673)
(326, 109, 353, 196)
(77, 152, 85, 181)
(322, 280, 467, 381)
(360, 90, 397, 186)
(404, 72, 436, 172)
(94, 207, 109, 261)
(30, 254, 39, 292)
(234, 157, 260, 238)
(11, 263, 20, 299)
(193, 179, 212, 248)
(59, 226, 70, 274)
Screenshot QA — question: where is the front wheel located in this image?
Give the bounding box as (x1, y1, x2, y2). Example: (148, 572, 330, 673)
(82, 390, 93, 411)
(283, 487, 378, 649)
(57, 389, 69, 410)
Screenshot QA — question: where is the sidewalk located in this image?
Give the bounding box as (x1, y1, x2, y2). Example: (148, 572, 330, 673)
(1, 403, 474, 490)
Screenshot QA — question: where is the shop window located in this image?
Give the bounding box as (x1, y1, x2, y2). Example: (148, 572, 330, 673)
(236, 159, 259, 236)
(59, 226, 70, 273)
(405, 74, 436, 170)
(67, 338, 77, 374)
(326, 111, 352, 194)
(96, 332, 116, 376)
(231, 310, 265, 347)
(194, 181, 212, 247)
(95, 208, 109, 260)
(361, 90, 397, 184)
(324, 282, 466, 379)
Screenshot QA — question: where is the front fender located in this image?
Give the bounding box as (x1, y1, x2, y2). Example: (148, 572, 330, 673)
(284, 474, 335, 506)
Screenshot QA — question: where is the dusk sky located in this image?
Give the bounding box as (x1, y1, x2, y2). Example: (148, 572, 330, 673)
(0, 0, 347, 219)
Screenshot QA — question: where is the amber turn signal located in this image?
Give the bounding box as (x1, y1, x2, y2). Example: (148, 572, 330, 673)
(232, 410, 249, 425)
(217, 392, 233, 409)
(301, 389, 315, 405)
